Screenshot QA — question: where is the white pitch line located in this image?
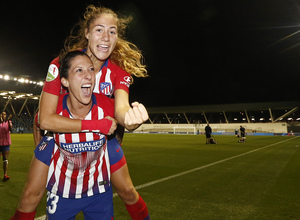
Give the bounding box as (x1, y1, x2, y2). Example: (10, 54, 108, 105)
(36, 136, 298, 219)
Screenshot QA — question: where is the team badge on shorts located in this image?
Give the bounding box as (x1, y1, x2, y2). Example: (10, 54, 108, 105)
(39, 141, 48, 151)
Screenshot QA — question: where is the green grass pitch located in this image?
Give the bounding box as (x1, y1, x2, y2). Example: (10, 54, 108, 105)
(1, 133, 300, 219)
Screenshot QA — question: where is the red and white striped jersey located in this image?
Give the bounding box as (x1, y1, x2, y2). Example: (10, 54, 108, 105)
(46, 93, 114, 199)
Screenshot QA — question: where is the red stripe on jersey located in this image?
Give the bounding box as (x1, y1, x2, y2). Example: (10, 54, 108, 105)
(102, 151, 109, 191)
(92, 157, 101, 195)
(47, 147, 60, 192)
(82, 163, 91, 197)
(78, 132, 86, 142)
(58, 159, 68, 196)
(69, 168, 79, 199)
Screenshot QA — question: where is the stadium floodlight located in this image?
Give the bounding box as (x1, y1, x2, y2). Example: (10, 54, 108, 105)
(4, 75, 9, 80)
(18, 78, 25, 83)
(0, 75, 3, 78)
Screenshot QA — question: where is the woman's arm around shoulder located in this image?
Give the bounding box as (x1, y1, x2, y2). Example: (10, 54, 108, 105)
(39, 91, 82, 132)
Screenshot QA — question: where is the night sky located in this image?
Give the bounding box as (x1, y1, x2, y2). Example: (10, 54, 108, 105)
(1, 0, 300, 107)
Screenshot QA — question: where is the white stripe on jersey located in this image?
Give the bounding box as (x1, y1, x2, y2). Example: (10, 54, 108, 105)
(63, 162, 73, 198)
(94, 71, 101, 94)
(104, 69, 112, 88)
(87, 160, 96, 197)
(72, 133, 80, 143)
(75, 166, 84, 199)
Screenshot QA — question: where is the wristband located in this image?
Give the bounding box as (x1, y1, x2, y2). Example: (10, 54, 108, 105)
(81, 119, 113, 135)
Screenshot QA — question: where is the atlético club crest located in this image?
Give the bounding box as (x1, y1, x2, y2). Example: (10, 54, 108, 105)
(100, 82, 112, 95)
(39, 141, 48, 151)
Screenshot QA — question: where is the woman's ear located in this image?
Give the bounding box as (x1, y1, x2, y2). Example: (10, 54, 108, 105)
(85, 28, 89, 40)
(61, 77, 69, 88)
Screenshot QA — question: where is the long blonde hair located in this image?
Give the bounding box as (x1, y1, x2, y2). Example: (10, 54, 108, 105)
(61, 5, 147, 78)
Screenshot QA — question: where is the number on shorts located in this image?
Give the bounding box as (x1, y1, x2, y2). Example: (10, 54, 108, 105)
(47, 191, 59, 214)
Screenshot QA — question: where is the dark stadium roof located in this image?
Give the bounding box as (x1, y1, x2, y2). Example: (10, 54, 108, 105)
(147, 101, 300, 114)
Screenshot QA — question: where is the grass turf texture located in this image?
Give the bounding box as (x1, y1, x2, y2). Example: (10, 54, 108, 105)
(1, 133, 299, 219)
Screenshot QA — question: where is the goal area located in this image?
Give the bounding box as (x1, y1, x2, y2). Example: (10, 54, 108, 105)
(173, 126, 196, 135)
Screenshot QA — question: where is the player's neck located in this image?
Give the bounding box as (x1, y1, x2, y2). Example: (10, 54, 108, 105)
(85, 50, 105, 73)
(67, 97, 92, 120)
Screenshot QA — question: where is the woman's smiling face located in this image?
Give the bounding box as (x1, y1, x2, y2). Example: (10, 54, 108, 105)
(85, 13, 118, 62)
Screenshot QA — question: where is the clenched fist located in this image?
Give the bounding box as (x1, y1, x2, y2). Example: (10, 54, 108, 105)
(124, 102, 149, 130)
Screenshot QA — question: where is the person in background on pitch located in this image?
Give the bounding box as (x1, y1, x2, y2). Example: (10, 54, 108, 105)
(0, 111, 13, 181)
(238, 125, 246, 143)
(205, 124, 212, 144)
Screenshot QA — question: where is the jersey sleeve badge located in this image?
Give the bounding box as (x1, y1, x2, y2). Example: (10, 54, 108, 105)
(46, 64, 59, 82)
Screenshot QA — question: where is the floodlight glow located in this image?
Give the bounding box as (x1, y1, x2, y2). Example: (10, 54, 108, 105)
(0, 75, 3, 78)
(4, 75, 9, 80)
(14, 78, 17, 81)
(18, 78, 25, 83)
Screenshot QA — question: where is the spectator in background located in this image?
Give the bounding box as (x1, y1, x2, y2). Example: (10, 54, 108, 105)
(0, 111, 13, 181)
(235, 129, 239, 137)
